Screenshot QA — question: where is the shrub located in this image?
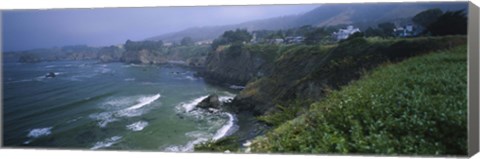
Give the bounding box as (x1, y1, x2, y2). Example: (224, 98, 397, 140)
(251, 46, 467, 156)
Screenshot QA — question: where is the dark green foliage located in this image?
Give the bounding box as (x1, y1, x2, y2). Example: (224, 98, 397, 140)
(236, 35, 466, 120)
(412, 8, 444, 28)
(377, 22, 396, 37)
(180, 36, 195, 46)
(304, 27, 329, 45)
(364, 27, 384, 37)
(211, 29, 252, 50)
(223, 29, 252, 43)
(194, 136, 240, 152)
(257, 100, 311, 127)
(251, 46, 467, 155)
(427, 10, 467, 36)
(340, 32, 365, 43)
(226, 42, 244, 58)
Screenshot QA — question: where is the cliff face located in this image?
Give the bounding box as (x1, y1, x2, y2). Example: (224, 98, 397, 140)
(229, 36, 467, 115)
(201, 44, 284, 86)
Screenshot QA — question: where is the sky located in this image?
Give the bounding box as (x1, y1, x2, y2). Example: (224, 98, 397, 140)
(2, 4, 320, 52)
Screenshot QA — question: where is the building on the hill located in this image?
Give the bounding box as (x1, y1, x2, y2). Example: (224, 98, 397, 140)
(285, 36, 305, 44)
(394, 24, 417, 37)
(332, 25, 361, 41)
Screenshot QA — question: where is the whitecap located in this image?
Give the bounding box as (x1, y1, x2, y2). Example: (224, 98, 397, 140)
(179, 96, 209, 112)
(185, 76, 196, 80)
(229, 85, 246, 90)
(125, 94, 161, 110)
(27, 127, 53, 138)
(164, 137, 209, 152)
(212, 113, 238, 141)
(126, 121, 149, 131)
(124, 78, 135, 81)
(6, 79, 32, 84)
(219, 96, 234, 103)
(90, 94, 161, 127)
(89, 112, 118, 128)
(95, 68, 111, 74)
(91, 136, 122, 150)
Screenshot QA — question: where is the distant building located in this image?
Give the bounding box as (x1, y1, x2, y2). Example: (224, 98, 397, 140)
(285, 36, 305, 44)
(394, 24, 417, 37)
(333, 25, 361, 41)
(163, 42, 173, 47)
(250, 33, 258, 44)
(195, 40, 213, 45)
(270, 38, 284, 44)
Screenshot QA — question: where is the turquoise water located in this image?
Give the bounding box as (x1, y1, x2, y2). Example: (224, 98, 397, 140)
(3, 61, 238, 151)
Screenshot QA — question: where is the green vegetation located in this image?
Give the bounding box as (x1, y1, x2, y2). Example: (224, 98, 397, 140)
(236, 36, 466, 115)
(211, 29, 252, 50)
(427, 10, 467, 36)
(181, 36, 195, 46)
(194, 136, 240, 152)
(250, 45, 467, 155)
(412, 8, 444, 28)
(257, 100, 311, 127)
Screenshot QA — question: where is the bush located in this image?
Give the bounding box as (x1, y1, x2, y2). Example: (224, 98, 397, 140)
(194, 136, 240, 152)
(251, 46, 467, 155)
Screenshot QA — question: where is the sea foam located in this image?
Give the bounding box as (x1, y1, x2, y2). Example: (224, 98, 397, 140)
(180, 95, 209, 112)
(212, 113, 238, 141)
(126, 121, 149, 131)
(27, 127, 53, 138)
(91, 136, 122, 150)
(90, 94, 161, 127)
(125, 94, 161, 110)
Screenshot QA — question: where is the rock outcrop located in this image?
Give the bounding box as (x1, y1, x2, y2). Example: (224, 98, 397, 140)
(200, 44, 276, 85)
(197, 94, 221, 110)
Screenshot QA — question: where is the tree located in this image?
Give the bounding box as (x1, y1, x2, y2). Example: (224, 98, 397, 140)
(304, 27, 328, 44)
(222, 29, 252, 43)
(412, 8, 444, 29)
(364, 27, 383, 37)
(377, 22, 396, 37)
(181, 36, 194, 46)
(427, 10, 467, 36)
(211, 29, 252, 50)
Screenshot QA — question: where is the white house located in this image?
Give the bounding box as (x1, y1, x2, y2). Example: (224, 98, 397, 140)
(394, 24, 416, 37)
(333, 25, 361, 41)
(163, 42, 173, 47)
(195, 40, 213, 45)
(285, 36, 305, 44)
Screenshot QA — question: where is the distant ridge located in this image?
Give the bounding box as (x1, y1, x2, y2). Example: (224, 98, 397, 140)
(146, 2, 467, 42)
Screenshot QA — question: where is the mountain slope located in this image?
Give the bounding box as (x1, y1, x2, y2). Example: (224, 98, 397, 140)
(146, 2, 467, 42)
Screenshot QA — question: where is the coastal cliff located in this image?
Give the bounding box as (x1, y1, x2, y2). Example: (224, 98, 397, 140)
(231, 36, 466, 116)
(201, 44, 284, 85)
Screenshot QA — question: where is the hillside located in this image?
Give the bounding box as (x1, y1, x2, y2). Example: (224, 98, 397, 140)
(250, 45, 467, 155)
(193, 36, 467, 153)
(146, 2, 467, 42)
(225, 36, 466, 116)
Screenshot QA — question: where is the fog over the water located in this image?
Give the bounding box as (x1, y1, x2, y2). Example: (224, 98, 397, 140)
(2, 5, 320, 52)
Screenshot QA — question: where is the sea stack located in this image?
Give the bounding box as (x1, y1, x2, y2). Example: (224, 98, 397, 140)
(196, 94, 221, 110)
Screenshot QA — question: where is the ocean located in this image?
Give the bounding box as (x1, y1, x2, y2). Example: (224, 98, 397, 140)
(2, 60, 239, 151)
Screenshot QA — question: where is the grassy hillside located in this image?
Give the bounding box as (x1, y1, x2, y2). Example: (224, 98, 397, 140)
(234, 36, 466, 116)
(250, 45, 467, 155)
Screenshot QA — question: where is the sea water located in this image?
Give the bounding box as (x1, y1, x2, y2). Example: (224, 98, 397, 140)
(3, 60, 238, 151)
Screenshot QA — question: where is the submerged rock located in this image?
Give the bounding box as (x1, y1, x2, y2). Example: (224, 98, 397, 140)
(196, 94, 221, 110)
(45, 72, 56, 78)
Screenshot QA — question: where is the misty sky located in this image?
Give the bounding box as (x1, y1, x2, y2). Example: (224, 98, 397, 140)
(2, 4, 320, 52)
